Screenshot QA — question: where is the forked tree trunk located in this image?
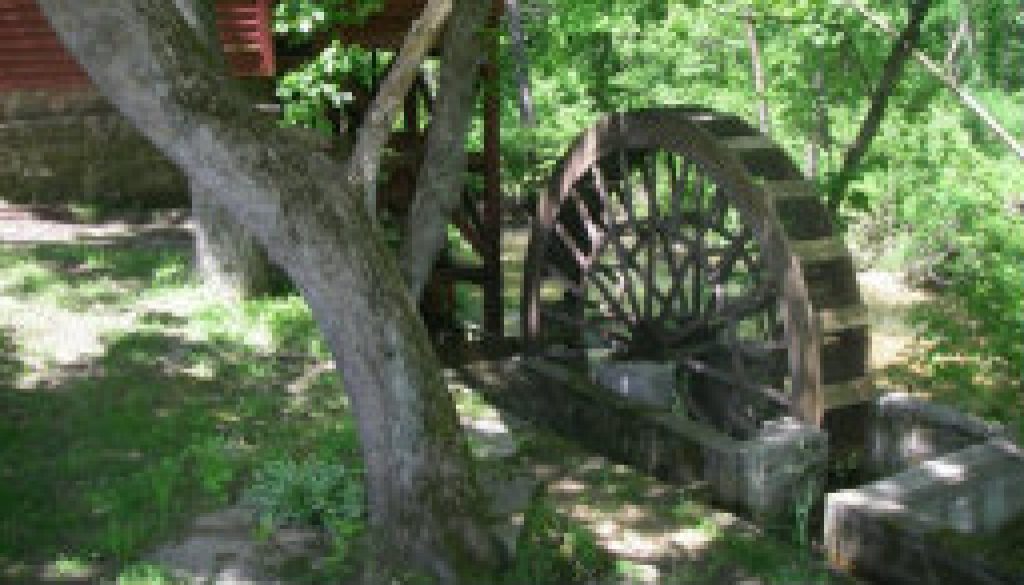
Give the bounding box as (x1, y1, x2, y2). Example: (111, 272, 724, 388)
(37, 2, 498, 582)
(175, 0, 276, 299)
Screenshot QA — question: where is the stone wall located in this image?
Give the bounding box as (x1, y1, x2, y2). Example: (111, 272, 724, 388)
(455, 356, 828, 529)
(825, 439, 1024, 584)
(0, 88, 187, 204)
(866, 392, 1006, 477)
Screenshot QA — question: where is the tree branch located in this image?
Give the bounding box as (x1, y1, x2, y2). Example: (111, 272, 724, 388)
(828, 0, 933, 213)
(401, 0, 490, 300)
(504, 0, 536, 126)
(847, 0, 1024, 161)
(345, 0, 454, 218)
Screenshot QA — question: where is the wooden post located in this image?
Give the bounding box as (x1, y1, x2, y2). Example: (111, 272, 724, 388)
(482, 0, 503, 338)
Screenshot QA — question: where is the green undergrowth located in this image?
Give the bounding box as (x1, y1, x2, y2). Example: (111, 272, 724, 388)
(243, 455, 367, 583)
(504, 500, 614, 585)
(0, 241, 356, 583)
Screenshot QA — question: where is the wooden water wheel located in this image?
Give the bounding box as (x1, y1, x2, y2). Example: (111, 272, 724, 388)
(522, 108, 871, 432)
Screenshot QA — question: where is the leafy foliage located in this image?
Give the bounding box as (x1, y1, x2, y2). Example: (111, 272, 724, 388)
(273, 0, 383, 35)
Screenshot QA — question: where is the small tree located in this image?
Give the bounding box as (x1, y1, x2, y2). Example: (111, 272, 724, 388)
(37, 1, 500, 582)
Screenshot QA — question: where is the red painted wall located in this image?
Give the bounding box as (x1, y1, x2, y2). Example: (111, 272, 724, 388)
(0, 0, 274, 92)
(216, 0, 276, 77)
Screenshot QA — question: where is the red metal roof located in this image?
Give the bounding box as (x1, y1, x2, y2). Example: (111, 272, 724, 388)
(0, 0, 275, 92)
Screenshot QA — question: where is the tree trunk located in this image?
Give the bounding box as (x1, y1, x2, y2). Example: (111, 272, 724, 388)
(192, 186, 274, 298)
(944, 5, 973, 81)
(744, 11, 771, 135)
(844, 0, 1024, 161)
(504, 0, 536, 127)
(175, 0, 277, 299)
(828, 0, 934, 213)
(805, 68, 829, 179)
(401, 0, 490, 300)
(37, 2, 499, 582)
(346, 0, 454, 219)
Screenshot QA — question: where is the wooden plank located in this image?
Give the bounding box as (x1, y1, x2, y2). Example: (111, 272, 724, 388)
(816, 304, 870, 332)
(763, 180, 819, 202)
(789, 236, 849, 263)
(823, 375, 878, 410)
(482, 0, 503, 337)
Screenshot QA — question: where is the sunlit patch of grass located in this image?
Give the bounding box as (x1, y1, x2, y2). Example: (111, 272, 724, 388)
(114, 562, 184, 585)
(189, 295, 329, 359)
(0, 243, 192, 312)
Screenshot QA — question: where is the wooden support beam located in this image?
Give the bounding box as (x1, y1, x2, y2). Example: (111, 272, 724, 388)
(482, 0, 503, 338)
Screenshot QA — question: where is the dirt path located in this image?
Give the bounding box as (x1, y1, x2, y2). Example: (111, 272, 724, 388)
(0, 201, 192, 246)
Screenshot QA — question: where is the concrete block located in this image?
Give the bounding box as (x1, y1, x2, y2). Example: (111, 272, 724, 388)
(866, 392, 1005, 476)
(590, 360, 678, 410)
(825, 439, 1024, 584)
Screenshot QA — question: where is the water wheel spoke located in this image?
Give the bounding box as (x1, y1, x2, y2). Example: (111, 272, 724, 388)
(587, 264, 636, 326)
(569, 188, 604, 254)
(689, 167, 710, 318)
(708, 228, 752, 284)
(702, 282, 774, 327)
(660, 160, 685, 317)
(545, 263, 584, 298)
(638, 154, 660, 321)
(539, 302, 630, 346)
(617, 148, 639, 228)
(552, 222, 591, 272)
(604, 222, 644, 318)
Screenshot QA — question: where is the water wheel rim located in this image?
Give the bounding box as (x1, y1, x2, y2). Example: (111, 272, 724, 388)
(522, 108, 824, 426)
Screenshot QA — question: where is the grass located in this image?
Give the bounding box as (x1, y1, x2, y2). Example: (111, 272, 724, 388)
(0, 240, 357, 583)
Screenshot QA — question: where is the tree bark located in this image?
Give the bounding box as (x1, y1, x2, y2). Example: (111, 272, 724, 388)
(805, 68, 829, 179)
(744, 10, 771, 135)
(175, 0, 277, 299)
(401, 0, 490, 300)
(504, 0, 536, 127)
(944, 5, 973, 81)
(847, 0, 1024, 161)
(346, 0, 454, 219)
(192, 188, 274, 298)
(828, 0, 933, 213)
(37, 2, 498, 582)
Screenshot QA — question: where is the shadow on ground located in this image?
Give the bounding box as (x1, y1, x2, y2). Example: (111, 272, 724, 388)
(0, 309, 348, 583)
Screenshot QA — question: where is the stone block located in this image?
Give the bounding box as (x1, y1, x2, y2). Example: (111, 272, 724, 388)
(865, 392, 1005, 476)
(457, 358, 827, 531)
(825, 439, 1024, 584)
(705, 416, 827, 528)
(590, 360, 677, 410)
